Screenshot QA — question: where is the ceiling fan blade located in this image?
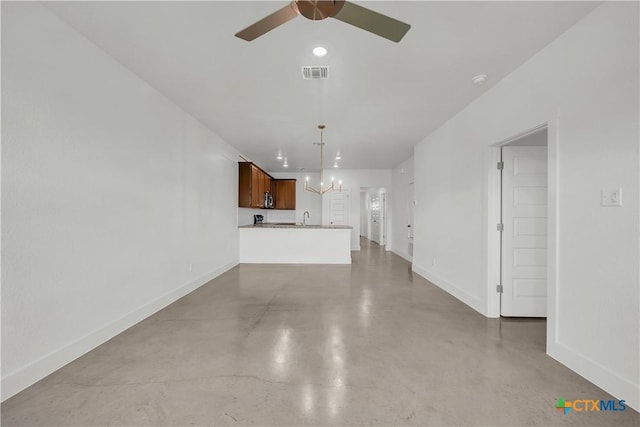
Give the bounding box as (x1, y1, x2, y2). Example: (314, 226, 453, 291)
(235, 3, 299, 41)
(332, 1, 410, 43)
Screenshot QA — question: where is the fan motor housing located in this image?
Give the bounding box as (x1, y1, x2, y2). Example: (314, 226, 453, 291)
(295, 0, 345, 20)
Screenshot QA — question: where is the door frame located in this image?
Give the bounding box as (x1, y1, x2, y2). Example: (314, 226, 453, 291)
(486, 119, 559, 324)
(380, 192, 387, 246)
(359, 191, 368, 238)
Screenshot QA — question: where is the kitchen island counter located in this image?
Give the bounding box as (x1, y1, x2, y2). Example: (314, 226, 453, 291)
(239, 223, 351, 229)
(239, 224, 352, 264)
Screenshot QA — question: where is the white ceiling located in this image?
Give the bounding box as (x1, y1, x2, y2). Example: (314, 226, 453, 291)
(44, 1, 598, 172)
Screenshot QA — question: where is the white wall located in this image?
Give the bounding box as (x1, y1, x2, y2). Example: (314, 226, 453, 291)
(391, 157, 414, 262)
(1, 2, 241, 400)
(412, 2, 639, 410)
(321, 169, 392, 250)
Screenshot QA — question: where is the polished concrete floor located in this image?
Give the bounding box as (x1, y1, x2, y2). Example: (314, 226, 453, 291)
(3, 238, 638, 426)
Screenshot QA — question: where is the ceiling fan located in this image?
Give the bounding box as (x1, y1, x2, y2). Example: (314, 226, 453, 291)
(235, 0, 411, 43)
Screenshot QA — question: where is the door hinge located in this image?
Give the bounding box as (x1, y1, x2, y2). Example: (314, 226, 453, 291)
(497, 161, 504, 170)
(497, 223, 504, 232)
(496, 284, 503, 293)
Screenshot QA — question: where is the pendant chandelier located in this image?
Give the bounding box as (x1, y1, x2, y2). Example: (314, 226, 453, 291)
(305, 124, 342, 195)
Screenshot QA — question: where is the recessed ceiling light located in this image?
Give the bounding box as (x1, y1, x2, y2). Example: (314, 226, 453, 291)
(313, 46, 327, 57)
(277, 153, 283, 160)
(472, 74, 487, 85)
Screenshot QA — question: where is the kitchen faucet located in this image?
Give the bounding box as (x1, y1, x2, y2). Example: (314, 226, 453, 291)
(303, 211, 310, 226)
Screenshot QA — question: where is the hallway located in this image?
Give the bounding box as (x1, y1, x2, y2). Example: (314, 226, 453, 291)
(2, 239, 637, 426)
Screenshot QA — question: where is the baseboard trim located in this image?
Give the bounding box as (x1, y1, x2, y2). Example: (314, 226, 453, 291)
(1, 260, 239, 402)
(548, 340, 640, 411)
(391, 249, 413, 263)
(412, 264, 486, 316)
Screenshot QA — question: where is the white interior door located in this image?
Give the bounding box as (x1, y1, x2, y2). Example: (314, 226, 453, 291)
(330, 191, 350, 226)
(501, 146, 548, 317)
(380, 193, 386, 246)
(370, 195, 381, 243)
(408, 183, 414, 258)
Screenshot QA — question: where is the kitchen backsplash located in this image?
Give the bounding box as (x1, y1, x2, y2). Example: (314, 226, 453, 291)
(266, 209, 296, 223)
(237, 208, 296, 226)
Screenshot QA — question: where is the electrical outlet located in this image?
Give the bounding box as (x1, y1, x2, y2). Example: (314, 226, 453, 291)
(601, 188, 622, 207)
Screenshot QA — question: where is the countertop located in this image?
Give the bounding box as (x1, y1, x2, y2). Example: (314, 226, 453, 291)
(239, 223, 352, 229)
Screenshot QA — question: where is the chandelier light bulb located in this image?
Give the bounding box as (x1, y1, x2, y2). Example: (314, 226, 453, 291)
(277, 153, 283, 160)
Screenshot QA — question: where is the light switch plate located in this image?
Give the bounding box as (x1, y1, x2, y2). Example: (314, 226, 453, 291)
(601, 188, 622, 207)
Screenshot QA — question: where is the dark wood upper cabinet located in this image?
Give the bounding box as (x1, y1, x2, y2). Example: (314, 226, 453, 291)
(274, 179, 296, 210)
(251, 164, 263, 208)
(238, 162, 296, 210)
(238, 162, 253, 208)
(239, 162, 273, 209)
(262, 172, 272, 198)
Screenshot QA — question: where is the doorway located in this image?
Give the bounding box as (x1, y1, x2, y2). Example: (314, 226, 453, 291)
(370, 194, 382, 244)
(361, 188, 387, 247)
(408, 182, 414, 260)
(498, 128, 548, 317)
(359, 191, 368, 237)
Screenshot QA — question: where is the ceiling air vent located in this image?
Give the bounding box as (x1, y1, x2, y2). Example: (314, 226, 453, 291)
(302, 66, 329, 80)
